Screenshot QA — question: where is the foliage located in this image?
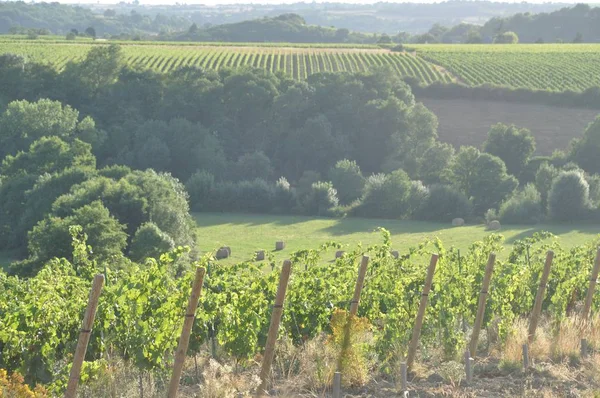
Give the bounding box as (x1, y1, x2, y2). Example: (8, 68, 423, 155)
(415, 184, 472, 222)
(356, 170, 412, 219)
(0, 99, 95, 159)
(328, 159, 365, 205)
(186, 170, 215, 212)
(328, 310, 372, 387)
(302, 181, 339, 216)
(232, 151, 273, 181)
(494, 31, 519, 44)
(0, 369, 48, 397)
(548, 170, 591, 221)
(570, 116, 600, 175)
(483, 123, 535, 178)
(128, 222, 175, 262)
(535, 162, 559, 210)
(448, 146, 518, 214)
(498, 184, 543, 224)
(28, 200, 128, 266)
(3, 226, 600, 391)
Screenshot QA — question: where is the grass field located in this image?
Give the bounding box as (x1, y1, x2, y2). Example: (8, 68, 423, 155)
(3, 37, 600, 92)
(194, 212, 600, 264)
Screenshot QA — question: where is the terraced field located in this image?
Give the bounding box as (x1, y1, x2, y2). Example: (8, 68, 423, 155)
(2, 38, 600, 92)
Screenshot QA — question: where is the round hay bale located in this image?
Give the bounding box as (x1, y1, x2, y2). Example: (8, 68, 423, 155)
(452, 218, 465, 226)
(275, 241, 285, 251)
(255, 250, 265, 261)
(335, 250, 345, 259)
(488, 220, 501, 231)
(216, 247, 229, 259)
(391, 250, 399, 259)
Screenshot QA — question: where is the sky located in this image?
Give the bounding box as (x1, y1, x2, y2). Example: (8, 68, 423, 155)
(51, 0, 593, 5)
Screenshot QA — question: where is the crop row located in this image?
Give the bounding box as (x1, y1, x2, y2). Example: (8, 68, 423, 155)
(416, 45, 600, 92)
(0, 42, 452, 84)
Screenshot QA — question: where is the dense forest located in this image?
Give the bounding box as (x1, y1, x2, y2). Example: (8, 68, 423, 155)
(1, 45, 599, 278)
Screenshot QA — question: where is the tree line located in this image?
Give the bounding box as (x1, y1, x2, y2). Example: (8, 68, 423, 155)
(1, 45, 599, 277)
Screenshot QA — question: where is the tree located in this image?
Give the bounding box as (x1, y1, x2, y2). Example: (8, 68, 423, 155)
(534, 162, 558, 210)
(232, 151, 273, 181)
(0, 99, 82, 158)
(417, 142, 454, 185)
(548, 170, 590, 221)
(573, 32, 584, 43)
(469, 153, 518, 213)
(356, 170, 412, 219)
(415, 184, 472, 222)
(570, 116, 600, 174)
(85, 27, 96, 38)
(66, 32, 76, 40)
(302, 181, 338, 216)
(188, 23, 199, 34)
(328, 159, 365, 205)
(103, 9, 117, 18)
(448, 146, 518, 214)
(1, 137, 95, 177)
(129, 222, 175, 262)
(494, 31, 519, 44)
(483, 123, 535, 178)
(62, 44, 123, 99)
(28, 200, 127, 265)
(498, 184, 543, 224)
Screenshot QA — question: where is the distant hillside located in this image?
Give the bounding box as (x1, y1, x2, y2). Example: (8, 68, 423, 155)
(163, 14, 373, 43)
(0, 2, 187, 36)
(480, 4, 600, 43)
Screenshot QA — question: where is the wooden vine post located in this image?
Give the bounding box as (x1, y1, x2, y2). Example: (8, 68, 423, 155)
(469, 253, 496, 357)
(528, 251, 554, 343)
(167, 267, 206, 398)
(335, 255, 370, 395)
(406, 254, 439, 370)
(257, 260, 292, 397)
(64, 274, 105, 398)
(582, 248, 600, 320)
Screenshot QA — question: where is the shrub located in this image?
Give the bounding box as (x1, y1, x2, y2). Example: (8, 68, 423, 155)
(296, 170, 321, 200)
(302, 181, 338, 216)
(273, 177, 297, 213)
(236, 179, 275, 213)
(548, 170, 591, 221)
(356, 170, 412, 219)
(28, 201, 127, 265)
(210, 179, 275, 213)
(494, 31, 519, 44)
(186, 170, 215, 212)
(535, 162, 558, 210)
(328, 159, 365, 205)
(408, 180, 429, 217)
(415, 184, 472, 222)
(498, 184, 543, 224)
(129, 222, 175, 262)
(586, 174, 600, 208)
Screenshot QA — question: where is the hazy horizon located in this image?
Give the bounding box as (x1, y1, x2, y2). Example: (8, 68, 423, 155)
(21, 0, 595, 6)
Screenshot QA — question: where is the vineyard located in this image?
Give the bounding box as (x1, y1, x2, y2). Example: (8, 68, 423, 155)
(0, 41, 451, 84)
(1, 39, 600, 92)
(416, 44, 600, 92)
(2, 228, 600, 396)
